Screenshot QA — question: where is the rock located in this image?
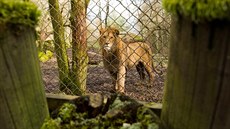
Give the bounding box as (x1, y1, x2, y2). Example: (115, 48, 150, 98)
(43, 93, 161, 129)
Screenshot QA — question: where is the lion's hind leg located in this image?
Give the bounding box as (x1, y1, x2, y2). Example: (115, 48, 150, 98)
(142, 61, 155, 87)
(136, 62, 146, 81)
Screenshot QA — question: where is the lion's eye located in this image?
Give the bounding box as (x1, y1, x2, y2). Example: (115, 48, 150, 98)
(103, 36, 106, 38)
(110, 36, 113, 39)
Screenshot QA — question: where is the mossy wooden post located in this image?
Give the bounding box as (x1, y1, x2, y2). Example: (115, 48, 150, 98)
(0, 0, 49, 129)
(161, 0, 230, 129)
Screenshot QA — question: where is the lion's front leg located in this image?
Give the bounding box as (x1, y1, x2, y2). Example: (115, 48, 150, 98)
(115, 65, 126, 93)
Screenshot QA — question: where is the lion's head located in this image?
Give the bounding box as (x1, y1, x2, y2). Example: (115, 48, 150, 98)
(99, 27, 120, 52)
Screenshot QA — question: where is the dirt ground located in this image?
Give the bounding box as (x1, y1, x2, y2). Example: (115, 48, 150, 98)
(40, 49, 166, 103)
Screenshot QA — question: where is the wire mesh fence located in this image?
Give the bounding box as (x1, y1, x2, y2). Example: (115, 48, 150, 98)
(32, 0, 171, 102)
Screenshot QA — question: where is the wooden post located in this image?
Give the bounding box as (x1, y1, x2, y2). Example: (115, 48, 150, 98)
(161, 14, 230, 129)
(0, 1, 49, 129)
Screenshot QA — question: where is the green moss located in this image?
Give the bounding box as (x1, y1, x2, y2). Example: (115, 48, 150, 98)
(0, 0, 40, 27)
(58, 103, 77, 122)
(163, 0, 230, 22)
(42, 95, 161, 129)
(41, 118, 61, 129)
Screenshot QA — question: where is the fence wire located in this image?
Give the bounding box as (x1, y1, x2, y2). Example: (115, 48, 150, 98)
(32, 0, 171, 102)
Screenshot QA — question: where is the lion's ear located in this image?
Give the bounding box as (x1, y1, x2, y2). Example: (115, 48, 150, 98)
(99, 28, 104, 35)
(113, 29, 119, 36)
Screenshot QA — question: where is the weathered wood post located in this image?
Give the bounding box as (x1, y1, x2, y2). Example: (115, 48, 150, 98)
(0, 1, 49, 129)
(161, 0, 230, 129)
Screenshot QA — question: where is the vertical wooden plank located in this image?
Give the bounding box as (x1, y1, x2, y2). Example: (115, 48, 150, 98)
(0, 56, 15, 129)
(211, 28, 230, 129)
(161, 16, 230, 129)
(161, 17, 200, 129)
(0, 26, 49, 129)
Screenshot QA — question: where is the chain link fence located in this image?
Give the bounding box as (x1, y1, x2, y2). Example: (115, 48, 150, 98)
(32, 0, 171, 102)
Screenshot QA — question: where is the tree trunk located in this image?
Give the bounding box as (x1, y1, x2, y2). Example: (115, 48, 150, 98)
(161, 16, 230, 129)
(48, 0, 70, 91)
(105, 0, 109, 27)
(0, 25, 49, 129)
(70, 0, 89, 95)
(98, 0, 102, 29)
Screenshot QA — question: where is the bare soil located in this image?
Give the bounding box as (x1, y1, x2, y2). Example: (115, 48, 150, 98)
(40, 49, 166, 103)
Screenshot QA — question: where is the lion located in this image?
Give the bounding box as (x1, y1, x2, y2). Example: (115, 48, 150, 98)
(99, 27, 155, 93)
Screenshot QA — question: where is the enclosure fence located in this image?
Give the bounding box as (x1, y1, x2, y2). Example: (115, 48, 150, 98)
(32, 0, 171, 102)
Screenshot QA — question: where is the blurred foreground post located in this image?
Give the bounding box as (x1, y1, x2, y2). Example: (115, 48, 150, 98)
(0, 1, 49, 129)
(161, 0, 230, 129)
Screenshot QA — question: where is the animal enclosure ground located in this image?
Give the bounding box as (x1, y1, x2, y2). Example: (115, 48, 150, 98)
(40, 49, 166, 103)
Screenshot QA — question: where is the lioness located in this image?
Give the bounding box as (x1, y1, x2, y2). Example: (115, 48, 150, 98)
(99, 27, 155, 93)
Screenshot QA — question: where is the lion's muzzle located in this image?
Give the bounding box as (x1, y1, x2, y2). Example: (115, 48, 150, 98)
(104, 43, 112, 51)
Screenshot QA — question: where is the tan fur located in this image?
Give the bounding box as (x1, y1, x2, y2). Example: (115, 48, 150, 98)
(99, 27, 155, 93)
